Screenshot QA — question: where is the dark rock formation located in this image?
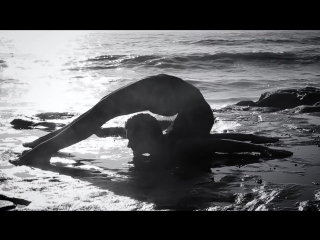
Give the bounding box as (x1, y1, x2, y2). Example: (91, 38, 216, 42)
(236, 100, 257, 107)
(0, 194, 31, 211)
(299, 106, 320, 113)
(10, 119, 66, 131)
(10, 112, 75, 131)
(236, 87, 320, 111)
(0, 200, 16, 211)
(10, 119, 34, 129)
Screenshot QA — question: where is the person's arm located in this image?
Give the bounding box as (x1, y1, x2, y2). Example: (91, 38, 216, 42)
(94, 127, 126, 138)
(94, 119, 173, 138)
(22, 109, 92, 149)
(173, 138, 292, 159)
(208, 133, 279, 144)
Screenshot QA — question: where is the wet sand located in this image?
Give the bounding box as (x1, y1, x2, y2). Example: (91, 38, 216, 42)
(1, 106, 320, 211)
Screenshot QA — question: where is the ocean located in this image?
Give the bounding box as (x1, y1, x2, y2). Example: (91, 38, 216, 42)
(1, 30, 320, 211)
(1, 30, 320, 114)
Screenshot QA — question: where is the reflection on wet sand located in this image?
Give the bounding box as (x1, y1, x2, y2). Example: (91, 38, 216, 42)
(1, 103, 320, 211)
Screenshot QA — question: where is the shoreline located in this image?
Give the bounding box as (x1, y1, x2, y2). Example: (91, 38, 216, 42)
(1, 90, 320, 211)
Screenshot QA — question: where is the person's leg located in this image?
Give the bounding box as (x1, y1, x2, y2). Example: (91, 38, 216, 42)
(13, 102, 116, 165)
(22, 75, 156, 149)
(23, 109, 91, 148)
(165, 99, 215, 142)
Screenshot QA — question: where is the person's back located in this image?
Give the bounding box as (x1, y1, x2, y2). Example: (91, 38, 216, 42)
(147, 75, 214, 141)
(106, 74, 208, 116)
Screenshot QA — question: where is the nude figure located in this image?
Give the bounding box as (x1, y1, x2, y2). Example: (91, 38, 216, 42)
(11, 74, 291, 167)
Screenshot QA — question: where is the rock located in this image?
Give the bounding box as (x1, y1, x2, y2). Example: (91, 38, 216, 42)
(299, 106, 320, 113)
(0, 200, 16, 211)
(236, 87, 320, 109)
(49, 179, 61, 182)
(313, 102, 320, 106)
(10, 119, 34, 129)
(305, 86, 317, 90)
(0, 194, 31, 206)
(10, 118, 66, 131)
(255, 179, 263, 184)
(23, 178, 38, 182)
(298, 200, 320, 211)
(257, 92, 301, 109)
(236, 100, 257, 107)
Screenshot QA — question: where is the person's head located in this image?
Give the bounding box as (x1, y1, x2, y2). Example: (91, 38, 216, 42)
(125, 113, 163, 156)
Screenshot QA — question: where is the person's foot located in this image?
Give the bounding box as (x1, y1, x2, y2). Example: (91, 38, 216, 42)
(22, 142, 35, 148)
(22, 141, 40, 149)
(9, 149, 51, 167)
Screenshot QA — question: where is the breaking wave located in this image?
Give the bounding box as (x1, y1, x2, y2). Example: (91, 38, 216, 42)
(177, 37, 320, 46)
(67, 51, 320, 71)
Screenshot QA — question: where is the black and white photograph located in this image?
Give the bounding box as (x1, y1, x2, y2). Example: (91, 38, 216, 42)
(0, 30, 319, 211)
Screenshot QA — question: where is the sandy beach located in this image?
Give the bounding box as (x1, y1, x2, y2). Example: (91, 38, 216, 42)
(1, 30, 320, 211)
(1, 103, 320, 211)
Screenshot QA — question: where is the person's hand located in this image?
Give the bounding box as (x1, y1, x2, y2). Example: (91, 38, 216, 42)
(132, 154, 149, 165)
(94, 128, 106, 138)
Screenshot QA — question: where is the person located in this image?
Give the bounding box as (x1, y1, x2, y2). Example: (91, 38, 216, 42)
(124, 113, 292, 169)
(11, 74, 292, 167)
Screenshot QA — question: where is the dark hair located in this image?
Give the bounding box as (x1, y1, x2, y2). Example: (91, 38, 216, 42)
(125, 113, 163, 139)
